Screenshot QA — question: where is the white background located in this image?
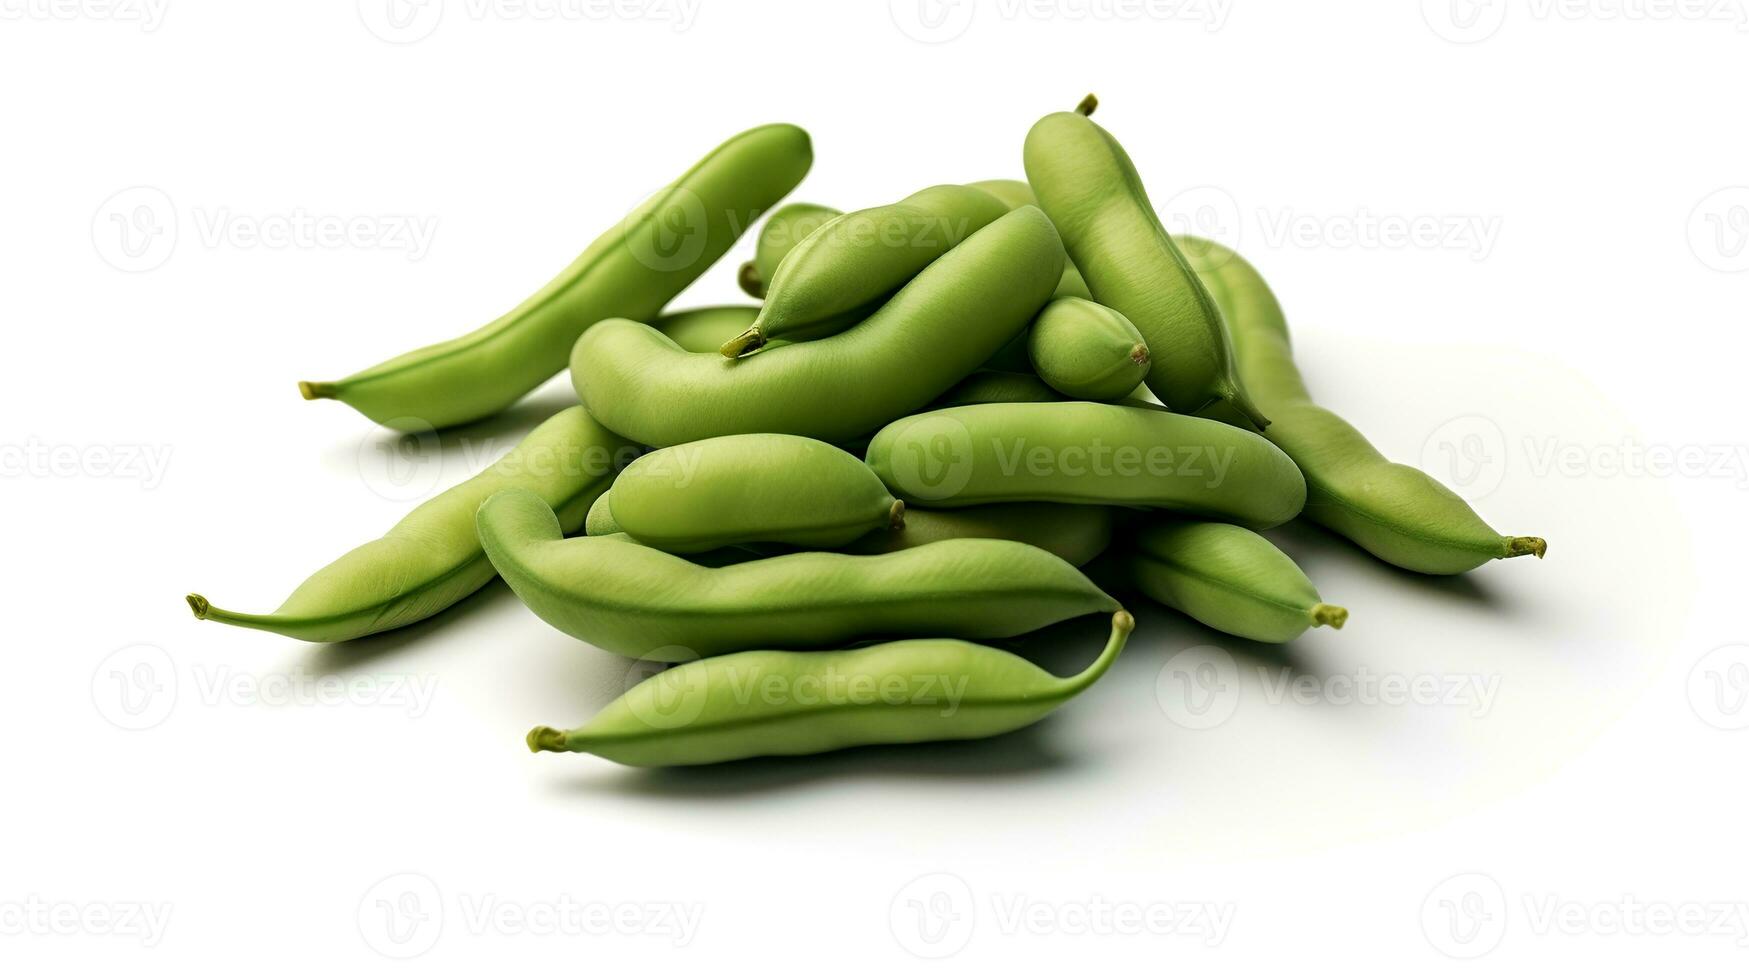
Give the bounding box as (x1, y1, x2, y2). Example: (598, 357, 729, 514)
(3, 0, 1747, 973)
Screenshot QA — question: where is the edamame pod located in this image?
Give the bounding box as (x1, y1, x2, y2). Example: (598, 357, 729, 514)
(187, 406, 635, 642)
(527, 610, 1133, 766)
(1180, 236, 1546, 574)
(848, 502, 1114, 568)
(1027, 297, 1151, 401)
(653, 305, 759, 354)
(476, 489, 1119, 661)
(865, 401, 1306, 528)
(572, 206, 1067, 447)
(1123, 518, 1346, 643)
(738, 202, 842, 298)
(300, 123, 812, 431)
(602, 434, 904, 553)
(967, 179, 1093, 302)
(720, 184, 1010, 357)
(584, 490, 622, 536)
(1023, 100, 1268, 428)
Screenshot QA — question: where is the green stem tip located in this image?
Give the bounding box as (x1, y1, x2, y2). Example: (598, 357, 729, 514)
(526, 726, 569, 753)
(718, 327, 767, 359)
(1076, 93, 1098, 116)
(888, 499, 907, 531)
(1311, 603, 1348, 630)
(186, 593, 210, 619)
(1129, 342, 1150, 366)
(1505, 536, 1547, 559)
(298, 381, 337, 401)
(736, 260, 765, 299)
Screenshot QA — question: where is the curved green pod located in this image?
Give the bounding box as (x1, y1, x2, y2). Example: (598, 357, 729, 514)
(653, 305, 759, 354)
(1123, 518, 1345, 643)
(603, 434, 904, 553)
(300, 123, 813, 431)
(1023, 101, 1268, 428)
(865, 401, 1306, 528)
(738, 202, 842, 298)
(584, 490, 622, 536)
(527, 610, 1134, 766)
(931, 370, 1066, 409)
(476, 489, 1120, 661)
(847, 502, 1114, 568)
(1027, 297, 1151, 401)
(187, 406, 635, 642)
(967, 178, 1093, 303)
(572, 206, 1067, 447)
(1180, 235, 1545, 574)
(720, 184, 1009, 357)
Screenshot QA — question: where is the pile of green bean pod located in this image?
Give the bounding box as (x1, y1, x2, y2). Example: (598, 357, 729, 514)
(189, 99, 1545, 768)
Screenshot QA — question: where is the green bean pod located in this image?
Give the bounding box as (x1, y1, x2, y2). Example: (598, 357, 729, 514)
(720, 184, 1010, 357)
(652, 305, 759, 354)
(300, 123, 812, 431)
(1026, 297, 1151, 401)
(601, 434, 904, 553)
(966, 179, 1093, 302)
(187, 407, 635, 642)
(584, 490, 622, 536)
(738, 202, 842, 298)
(864, 401, 1306, 528)
(1123, 518, 1346, 643)
(1180, 236, 1546, 574)
(1023, 101, 1268, 428)
(572, 206, 1067, 447)
(931, 370, 1066, 409)
(476, 489, 1119, 661)
(847, 502, 1114, 568)
(527, 610, 1133, 766)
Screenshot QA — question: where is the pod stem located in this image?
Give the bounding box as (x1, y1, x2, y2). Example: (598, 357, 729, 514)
(736, 260, 765, 299)
(298, 381, 337, 401)
(1129, 342, 1150, 367)
(1076, 93, 1098, 116)
(719, 326, 767, 359)
(1504, 536, 1547, 559)
(1310, 603, 1349, 630)
(888, 499, 907, 531)
(526, 726, 569, 753)
(1059, 610, 1134, 697)
(184, 594, 277, 631)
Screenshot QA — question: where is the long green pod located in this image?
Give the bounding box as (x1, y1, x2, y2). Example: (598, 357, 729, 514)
(653, 305, 759, 354)
(967, 178, 1093, 301)
(300, 124, 812, 430)
(1023, 100, 1268, 428)
(738, 202, 842, 298)
(865, 401, 1306, 528)
(476, 489, 1119, 661)
(1180, 235, 1546, 574)
(847, 502, 1114, 568)
(931, 370, 1066, 409)
(572, 206, 1067, 447)
(187, 407, 635, 642)
(1027, 297, 1151, 401)
(720, 184, 1010, 357)
(603, 434, 904, 553)
(527, 610, 1134, 766)
(1123, 518, 1346, 643)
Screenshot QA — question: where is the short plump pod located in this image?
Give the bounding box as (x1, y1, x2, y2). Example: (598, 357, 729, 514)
(720, 184, 1010, 357)
(931, 370, 1066, 409)
(864, 401, 1306, 528)
(476, 489, 1119, 661)
(1023, 103, 1268, 428)
(1180, 235, 1546, 574)
(602, 434, 904, 553)
(572, 206, 1067, 447)
(527, 610, 1134, 766)
(652, 305, 758, 354)
(300, 123, 812, 431)
(187, 407, 635, 642)
(847, 502, 1114, 568)
(1123, 517, 1346, 643)
(1027, 297, 1151, 401)
(738, 202, 842, 298)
